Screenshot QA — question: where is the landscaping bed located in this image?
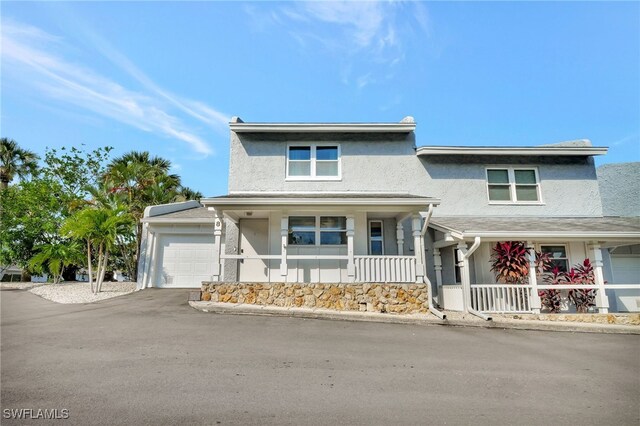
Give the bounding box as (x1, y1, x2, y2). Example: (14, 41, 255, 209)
(24, 281, 136, 304)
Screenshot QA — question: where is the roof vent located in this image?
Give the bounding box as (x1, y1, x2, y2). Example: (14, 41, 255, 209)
(400, 116, 415, 124)
(230, 116, 244, 123)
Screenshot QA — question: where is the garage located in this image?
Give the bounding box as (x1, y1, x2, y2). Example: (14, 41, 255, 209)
(609, 245, 640, 312)
(155, 234, 215, 288)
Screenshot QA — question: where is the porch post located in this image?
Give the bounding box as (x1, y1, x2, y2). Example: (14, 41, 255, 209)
(212, 216, 223, 282)
(527, 241, 541, 314)
(457, 242, 470, 312)
(280, 216, 288, 279)
(346, 216, 355, 282)
(412, 215, 424, 283)
(589, 243, 609, 314)
(396, 221, 404, 255)
(433, 248, 443, 304)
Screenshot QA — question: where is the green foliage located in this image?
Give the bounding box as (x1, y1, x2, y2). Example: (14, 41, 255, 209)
(43, 145, 113, 212)
(29, 241, 83, 284)
(0, 177, 66, 269)
(0, 138, 39, 188)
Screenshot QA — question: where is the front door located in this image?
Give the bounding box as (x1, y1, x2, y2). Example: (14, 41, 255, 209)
(238, 219, 269, 282)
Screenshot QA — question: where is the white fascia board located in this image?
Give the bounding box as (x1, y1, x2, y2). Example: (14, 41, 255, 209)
(201, 197, 440, 206)
(462, 231, 640, 241)
(428, 223, 640, 241)
(416, 146, 608, 156)
(230, 123, 416, 133)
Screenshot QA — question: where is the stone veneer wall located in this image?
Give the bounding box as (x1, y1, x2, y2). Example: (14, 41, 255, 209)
(200, 282, 429, 314)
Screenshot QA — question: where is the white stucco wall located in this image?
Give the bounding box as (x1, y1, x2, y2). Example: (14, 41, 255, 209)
(228, 131, 426, 194)
(228, 131, 603, 217)
(421, 156, 603, 217)
(597, 162, 640, 217)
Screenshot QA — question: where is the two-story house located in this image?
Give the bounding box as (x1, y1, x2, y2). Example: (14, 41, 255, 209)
(136, 117, 640, 314)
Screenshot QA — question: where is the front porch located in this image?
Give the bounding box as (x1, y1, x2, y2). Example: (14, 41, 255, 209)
(429, 216, 640, 315)
(201, 193, 440, 285)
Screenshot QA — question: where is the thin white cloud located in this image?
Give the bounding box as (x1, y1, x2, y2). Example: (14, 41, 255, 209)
(246, 1, 430, 89)
(1, 19, 226, 155)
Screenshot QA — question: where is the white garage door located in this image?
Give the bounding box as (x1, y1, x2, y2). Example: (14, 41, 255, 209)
(611, 256, 640, 312)
(156, 234, 215, 288)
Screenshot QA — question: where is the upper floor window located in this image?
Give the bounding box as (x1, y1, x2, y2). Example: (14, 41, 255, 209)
(486, 167, 541, 203)
(287, 144, 340, 180)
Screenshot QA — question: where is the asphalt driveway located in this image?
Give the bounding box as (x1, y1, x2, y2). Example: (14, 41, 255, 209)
(1, 288, 639, 425)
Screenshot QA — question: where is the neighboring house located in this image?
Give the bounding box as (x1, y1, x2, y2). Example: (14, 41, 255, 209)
(597, 162, 640, 312)
(0, 265, 22, 282)
(136, 117, 640, 314)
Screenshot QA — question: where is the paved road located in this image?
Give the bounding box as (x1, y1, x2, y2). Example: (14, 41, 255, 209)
(1, 289, 639, 425)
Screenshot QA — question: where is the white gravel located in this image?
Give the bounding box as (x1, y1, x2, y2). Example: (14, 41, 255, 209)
(27, 281, 136, 304)
(0, 281, 45, 290)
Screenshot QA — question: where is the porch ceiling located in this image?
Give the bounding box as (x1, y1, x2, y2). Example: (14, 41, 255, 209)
(430, 216, 640, 241)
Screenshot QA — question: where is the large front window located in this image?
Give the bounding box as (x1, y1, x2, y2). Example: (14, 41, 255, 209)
(486, 167, 541, 203)
(288, 216, 346, 246)
(287, 144, 340, 179)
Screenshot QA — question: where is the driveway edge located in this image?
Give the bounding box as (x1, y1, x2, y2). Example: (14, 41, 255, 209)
(189, 301, 640, 334)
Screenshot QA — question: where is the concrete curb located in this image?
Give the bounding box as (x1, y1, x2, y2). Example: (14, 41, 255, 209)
(189, 301, 640, 334)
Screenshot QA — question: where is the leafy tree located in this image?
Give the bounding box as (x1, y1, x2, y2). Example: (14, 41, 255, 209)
(0, 138, 39, 190)
(0, 177, 66, 270)
(29, 241, 83, 284)
(43, 145, 113, 213)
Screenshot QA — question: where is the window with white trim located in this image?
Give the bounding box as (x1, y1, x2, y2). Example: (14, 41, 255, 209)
(486, 167, 541, 203)
(288, 216, 347, 246)
(454, 248, 462, 283)
(539, 245, 569, 272)
(368, 220, 384, 255)
(287, 144, 340, 179)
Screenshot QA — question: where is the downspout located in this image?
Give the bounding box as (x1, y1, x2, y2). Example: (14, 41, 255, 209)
(419, 204, 446, 320)
(463, 236, 492, 321)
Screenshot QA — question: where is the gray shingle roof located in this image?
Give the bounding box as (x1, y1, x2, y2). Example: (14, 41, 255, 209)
(430, 216, 640, 235)
(153, 207, 217, 219)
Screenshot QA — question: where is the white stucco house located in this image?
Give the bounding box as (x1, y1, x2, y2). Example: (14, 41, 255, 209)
(136, 117, 640, 314)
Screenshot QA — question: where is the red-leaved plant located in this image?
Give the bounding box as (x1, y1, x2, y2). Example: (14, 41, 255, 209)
(490, 241, 530, 284)
(565, 259, 597, 313)
(539, 266, 563, 313)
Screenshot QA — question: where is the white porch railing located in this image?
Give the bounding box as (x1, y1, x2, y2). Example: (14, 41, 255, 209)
(471, 284, 533, 313)
(354, 256, 417, 283)
(470, 284, 640, 314)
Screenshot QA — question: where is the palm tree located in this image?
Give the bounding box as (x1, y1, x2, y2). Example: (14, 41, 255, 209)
(29, 242, 83, 284)
(176, 186, 203, 202)
(103, 151, 182, 278)
(62, 205, 134, 293)
(0, 138, 39, 189)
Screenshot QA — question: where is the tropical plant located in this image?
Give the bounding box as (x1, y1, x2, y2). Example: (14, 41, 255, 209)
(62, 206, 134, 293)
(0, 138, 39, 189)
(29, 242, 83, 284)
(490, 241, 531, 284)
(539, 266, 563, 313)
(103, 151, 201, 278)
(566, 259, 597, 313)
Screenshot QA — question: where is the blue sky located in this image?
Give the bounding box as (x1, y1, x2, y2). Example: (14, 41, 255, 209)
(2, 1, 639, 196)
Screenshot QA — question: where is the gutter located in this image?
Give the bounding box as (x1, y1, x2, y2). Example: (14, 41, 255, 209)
(459, 237, 492, 321)
(419, 204, 446, 320)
